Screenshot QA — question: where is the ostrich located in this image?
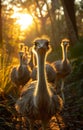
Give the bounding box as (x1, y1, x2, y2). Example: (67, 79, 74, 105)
(15, 38, 63, 130)
(52, 38, 71, 103)
(11, 50, 31, 91)
(31, 44, 56, 83)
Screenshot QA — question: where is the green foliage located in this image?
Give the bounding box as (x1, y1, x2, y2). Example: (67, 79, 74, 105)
(70, 39, 83, 58)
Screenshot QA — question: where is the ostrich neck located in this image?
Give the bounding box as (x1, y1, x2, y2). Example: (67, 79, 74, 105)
(35, 52, 49, 96)
(62, 46, 68, 61)
(18, 55, 23, 77)
(19, 55, 22, 66)
(38, 53, 46, 85)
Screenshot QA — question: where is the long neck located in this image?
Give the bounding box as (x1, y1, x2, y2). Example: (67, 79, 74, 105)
(38, 53, 46, 86)
(18, 55, 24, 78)
(19, 55, 22, 66)
(62, 46, 68, 61)
(29, 51, 36, 70)
(34, 52, 48, 96)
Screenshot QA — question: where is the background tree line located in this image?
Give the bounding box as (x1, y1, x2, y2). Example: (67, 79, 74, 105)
(0, 0, 83, 61)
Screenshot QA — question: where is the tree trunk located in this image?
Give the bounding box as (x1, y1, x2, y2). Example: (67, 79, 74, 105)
(35, 0, 47, 35)
(44, 0, 57, 45)
(61, 0, 78, 44)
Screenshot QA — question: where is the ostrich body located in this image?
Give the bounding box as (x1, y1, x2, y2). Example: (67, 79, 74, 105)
(11, 51, 31, 88)
(52, 38, 71, 103)
(15, 39, 63, 130)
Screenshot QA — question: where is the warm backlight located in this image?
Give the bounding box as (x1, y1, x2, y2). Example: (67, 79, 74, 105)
(16, 14, 33, 30)
(12, 13, 33, 30)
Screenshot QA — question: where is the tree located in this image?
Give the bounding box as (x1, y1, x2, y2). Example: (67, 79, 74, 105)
(61, 0, 78, 44)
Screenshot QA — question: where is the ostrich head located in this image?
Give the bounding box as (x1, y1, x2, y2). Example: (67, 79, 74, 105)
(24, 45, 28, 53)
(61, 38, 70, 48)
(33, 38, 51, 56)
(19, 43, 24, 51)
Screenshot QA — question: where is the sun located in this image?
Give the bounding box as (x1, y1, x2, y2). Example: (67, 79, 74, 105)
(12, 12, 33, 30)
(16, 14, 33, 30)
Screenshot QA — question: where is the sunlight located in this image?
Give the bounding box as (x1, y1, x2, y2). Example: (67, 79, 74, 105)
(16, 14, 33, 30)
(75, 0, 81, 2)
(12, 12, 33, 30)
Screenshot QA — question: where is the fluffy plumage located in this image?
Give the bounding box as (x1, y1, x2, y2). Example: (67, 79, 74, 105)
(11, 51, 31, 88)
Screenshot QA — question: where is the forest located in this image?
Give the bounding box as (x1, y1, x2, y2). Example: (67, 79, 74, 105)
(0, 0, 83, 130)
